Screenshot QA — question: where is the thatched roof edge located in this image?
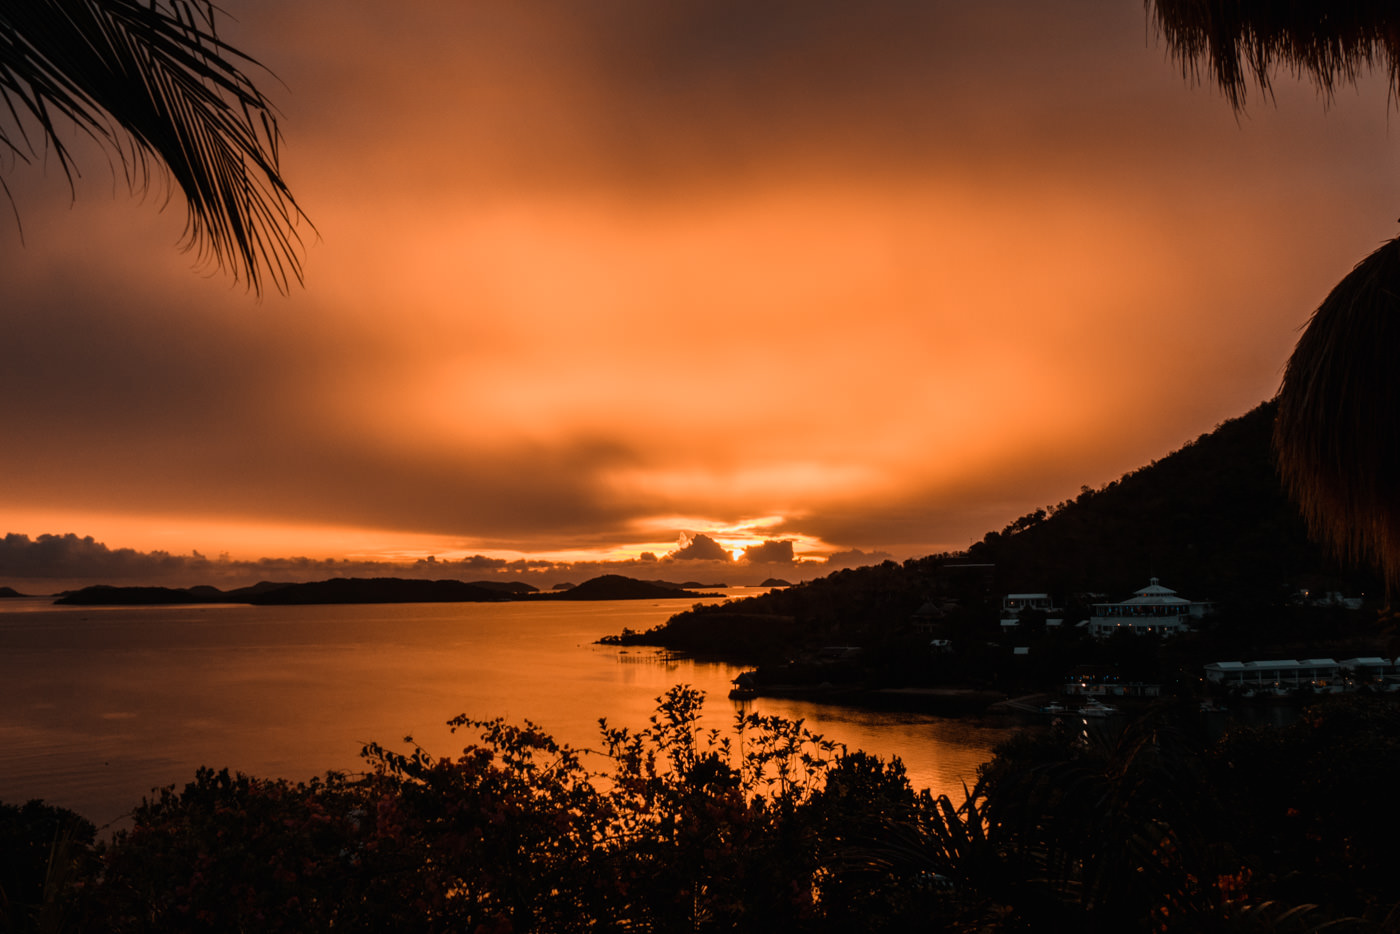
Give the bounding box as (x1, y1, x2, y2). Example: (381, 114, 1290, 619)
(1147, 0, 1400, 109)
(1275, 237, 1400, 588)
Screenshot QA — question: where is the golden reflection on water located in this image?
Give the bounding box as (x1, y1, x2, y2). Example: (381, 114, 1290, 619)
(0, 596, 1021, 826)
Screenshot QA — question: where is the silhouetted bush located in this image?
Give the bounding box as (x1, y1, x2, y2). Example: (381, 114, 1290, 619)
(6, 690, 1399, 931)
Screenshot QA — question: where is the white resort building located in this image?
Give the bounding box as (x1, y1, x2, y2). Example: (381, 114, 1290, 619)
(1087, 578, 1214, 639)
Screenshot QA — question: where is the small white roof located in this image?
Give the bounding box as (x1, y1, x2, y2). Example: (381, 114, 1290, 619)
(1122, 577, 1190, 605)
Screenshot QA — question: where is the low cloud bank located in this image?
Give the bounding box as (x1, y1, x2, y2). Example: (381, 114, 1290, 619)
(0, 532, 895, 595)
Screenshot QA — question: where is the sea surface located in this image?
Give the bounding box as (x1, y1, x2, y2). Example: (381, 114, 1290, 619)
(0, 590, 1022, 828)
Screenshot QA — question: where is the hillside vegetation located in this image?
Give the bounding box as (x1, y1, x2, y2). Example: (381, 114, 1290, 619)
(961, 400, 1357, 600)
(619, 402, 1381, 667)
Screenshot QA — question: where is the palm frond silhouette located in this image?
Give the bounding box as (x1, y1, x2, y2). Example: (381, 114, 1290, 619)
(1, 0, 309, 293)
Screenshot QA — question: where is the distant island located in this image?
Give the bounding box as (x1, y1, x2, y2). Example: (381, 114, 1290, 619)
(530, 575, 721, 601)
(0, 586, 27, 598)
(50, 574, 720, 607)
(246, 578, 515, 605)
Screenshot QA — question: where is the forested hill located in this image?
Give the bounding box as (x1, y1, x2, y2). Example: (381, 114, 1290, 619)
(960, 399, 1375, 602)
(628, 402, 1377, 660)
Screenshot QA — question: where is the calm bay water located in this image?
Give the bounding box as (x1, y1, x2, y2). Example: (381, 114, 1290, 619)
(0, 591, 1019, 827)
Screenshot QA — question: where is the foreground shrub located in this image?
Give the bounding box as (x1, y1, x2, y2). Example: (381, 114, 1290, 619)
(0, 800, 95, 934)
(74, 686, 904, 932)
(9, 690, 1400, 931)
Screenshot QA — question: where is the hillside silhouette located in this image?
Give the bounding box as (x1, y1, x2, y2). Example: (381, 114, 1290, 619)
(961, 400, 1372, 601)
(618, 402, 1379, 661)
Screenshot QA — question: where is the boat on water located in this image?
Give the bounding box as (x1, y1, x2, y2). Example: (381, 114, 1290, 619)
(1040, 701, 1068, 715)
(1078, 698, 1119, 717)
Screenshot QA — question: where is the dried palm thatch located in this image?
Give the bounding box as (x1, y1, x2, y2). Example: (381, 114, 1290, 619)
(1276, 238, 1400, 588)
(0, 0, 308, 293)
(1148, 3, 1400, 587)
(1147, 0, 1400, 110)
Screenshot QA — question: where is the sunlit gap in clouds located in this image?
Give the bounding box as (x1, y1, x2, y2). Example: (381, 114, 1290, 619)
(629, 515, 830, 563)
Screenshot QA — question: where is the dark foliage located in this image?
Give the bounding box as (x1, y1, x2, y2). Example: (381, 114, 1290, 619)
(5, 690, 1400, 931)
(0, 800, 94, 934)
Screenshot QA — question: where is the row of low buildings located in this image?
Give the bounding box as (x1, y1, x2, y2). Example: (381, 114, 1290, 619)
(1204, 657, 1400, 694)
(1055, 657, 1400, 700)
(1062, 657, 1400, 699)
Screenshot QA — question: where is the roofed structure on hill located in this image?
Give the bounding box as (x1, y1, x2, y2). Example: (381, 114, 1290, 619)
(1087, 578, 1213, 639)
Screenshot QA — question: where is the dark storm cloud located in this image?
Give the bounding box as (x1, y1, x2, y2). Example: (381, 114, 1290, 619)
(740, 540, 794, 564)
(670, 533, 733, 561)
(0, 533, 203, 582)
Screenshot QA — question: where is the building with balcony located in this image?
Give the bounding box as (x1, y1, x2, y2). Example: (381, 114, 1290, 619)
(1087, 578, 1213, 639)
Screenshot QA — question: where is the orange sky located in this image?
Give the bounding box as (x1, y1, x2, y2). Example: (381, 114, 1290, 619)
(3, 1, 1400, 588)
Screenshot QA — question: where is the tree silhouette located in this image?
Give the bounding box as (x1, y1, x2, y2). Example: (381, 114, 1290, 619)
(1, 0, 308, 293)
(1149, 1, 1400, 588)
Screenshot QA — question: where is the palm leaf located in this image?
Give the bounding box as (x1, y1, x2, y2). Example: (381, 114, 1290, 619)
(0, 0, 308, 293)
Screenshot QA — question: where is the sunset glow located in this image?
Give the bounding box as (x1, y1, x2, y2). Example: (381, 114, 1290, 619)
(4, 0, 1400, 591)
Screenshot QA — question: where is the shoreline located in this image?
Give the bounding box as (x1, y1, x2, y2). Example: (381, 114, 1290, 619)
(737, 683, 1011, 716)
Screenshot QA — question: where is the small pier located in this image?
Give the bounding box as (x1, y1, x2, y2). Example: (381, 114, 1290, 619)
(987, 693, 1054, 715)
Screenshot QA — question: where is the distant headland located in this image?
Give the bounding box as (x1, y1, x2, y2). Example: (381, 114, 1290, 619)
(48, 574, 723, 607)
